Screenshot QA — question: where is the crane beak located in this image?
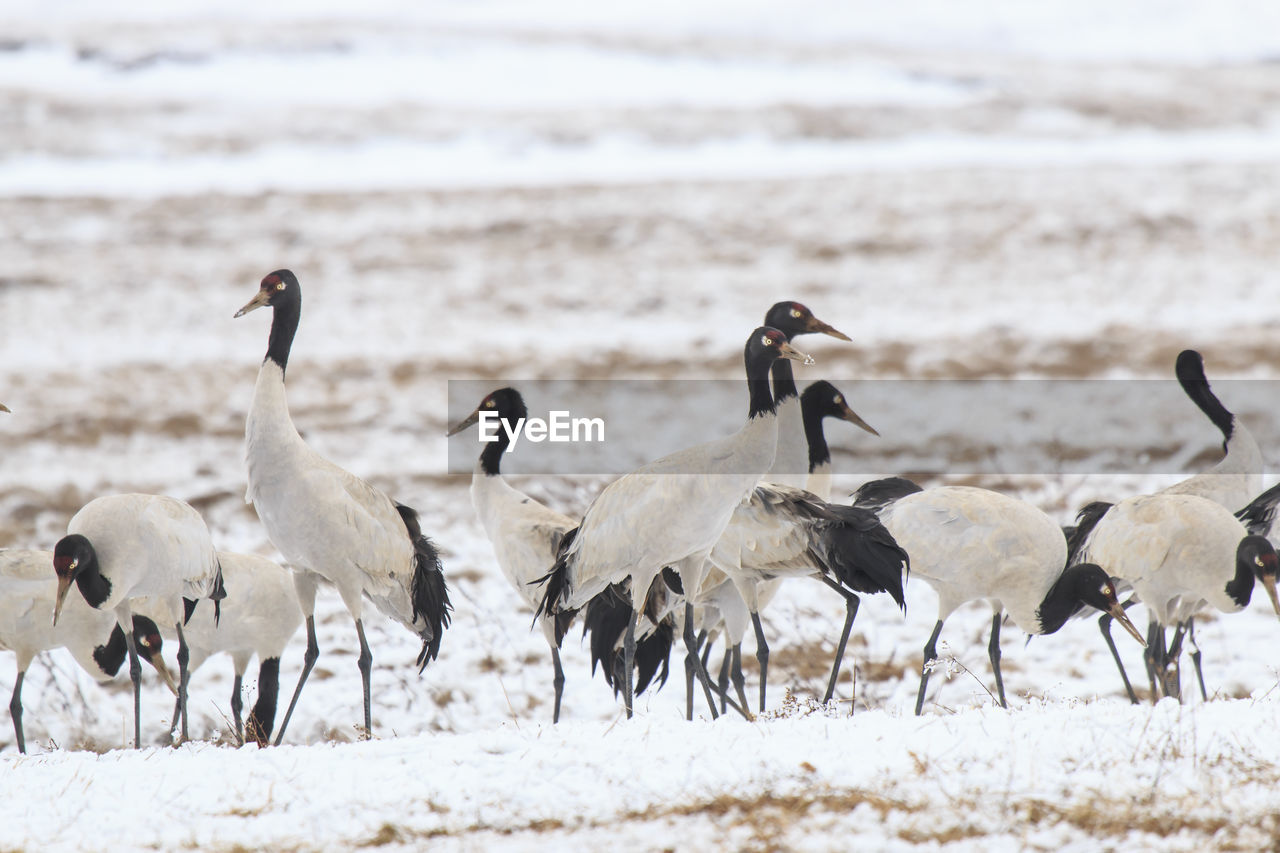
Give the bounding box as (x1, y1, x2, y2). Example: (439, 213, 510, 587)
(52, 577, 73, 626)
(1261, 573, 1280, 619)
(234, 289, 272, 318)
(148, 655, 179, 696)
(778, 342, 815, 366)
(446, 408, 480, 437)
(806, 316, 851, 342)
(0, 403, 9, 413)
(839, 403, 879, 437)
(1109, 603, 1146, 647)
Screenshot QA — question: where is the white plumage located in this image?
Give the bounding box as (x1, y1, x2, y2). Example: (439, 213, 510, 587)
(708, 483, 907, 711)
(136, 552, 302, 745)
(53, 493, 223, 747)
(2, 549, 173, 753)
(1074, 493, 1277, 701)
(705, 374, 891, 713)
(857, 481, 1143, 714)
(448, 387, 577, 721)
(236, 269, 450, 744)
(538, 326, 810, 718)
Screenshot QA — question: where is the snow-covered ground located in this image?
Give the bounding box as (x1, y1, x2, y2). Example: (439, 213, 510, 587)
(2, 2, 1280, 850)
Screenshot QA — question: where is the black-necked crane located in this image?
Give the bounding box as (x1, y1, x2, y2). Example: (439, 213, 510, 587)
(446, 387, 578, 722)
(710, 378, 878, 711)
(1067, 349, 1267, 701)
(51, 494, 224, 747)
(1156, 349, 1262, 511)
(708, 482, 907, 712)
(137, 551, 303, 745)
(853, 479, 1145, 715)
(1071, 493, 1278, 701)
(800, 380, 878, 501)
(706, 374, 898, 713)
(1236, 482, 1280, 616)
(536, 326, 810, 719)
(235, 269, 451, 744)
(2, 549, 174, 753)
(761, 303, 851, 488)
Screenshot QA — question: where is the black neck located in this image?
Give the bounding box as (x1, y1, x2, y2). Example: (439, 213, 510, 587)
(1178, 358, 1233, 443)
(92, 625, 129, 677)
(265, 296, 301, 373)
(74, 552, 112, 610)
(1035, 567, 1090, 635)
(770, 358, 798, 403)
(1225, 556, 1255, 608)
(480, 427, 510, 476)
(747, 359, 778, 420)
(802, 400, 831, 473)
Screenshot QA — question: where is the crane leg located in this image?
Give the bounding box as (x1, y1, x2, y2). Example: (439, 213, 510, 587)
(988, 613, 1007, 709)
(730, 644, 749, 713)
(684, 651, 695, 721)
(751, 611, 769, 714)
(1098, 598, 1139, 704)
(1142, 619, 1163, 702)
(274, 614, 319, 746)
(717, 647, 731, 716)
(818, 576, 860, 704)
(168, 695, 181, 739)
(622, 610, 637, 719)
(551, 647, 565, 724)
(230, 675, 244, 743)
(355, 618, 373, 737)
(175, 621, 191, 743)
(914, 618, 945, 717)
(1186, 617, 1207, 701)
(1164, 622, 1186, 702)
(123, 626, 143, 748)
(684, 602, 720, 720)
(9, 669, 25, 755)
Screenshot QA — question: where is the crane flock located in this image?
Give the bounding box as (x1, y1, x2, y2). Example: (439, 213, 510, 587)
(1, 273, 1278, 754)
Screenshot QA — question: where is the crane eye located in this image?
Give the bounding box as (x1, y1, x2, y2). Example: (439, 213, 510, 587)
(790, 308, 802, 319)
(484, 399, 495, 408)
(275, 281, 286, 291)
(69, 559, 78, 570)
(833, 395, 843, 404)
(761, 334, 774, 347)
(1256, 556, 1265, 567)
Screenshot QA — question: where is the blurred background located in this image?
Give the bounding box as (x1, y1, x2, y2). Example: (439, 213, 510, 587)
(1, 1, 1279, 745)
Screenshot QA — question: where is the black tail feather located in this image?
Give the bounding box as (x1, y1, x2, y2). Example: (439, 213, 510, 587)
(583, 583, 632, 678)
(1237, 482, 1280, 536)
(209, 557, 227, 626)
(631, 617, 674, 696)
(534, 526, 578, 646)
(816, 503, 910, 610)
(1066, 501, 1113, 565)
(246, 656, 280, 746)
(397, 503, 452, 672)
(582, 583, 674, 698)
(851, 476, 923, 513)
